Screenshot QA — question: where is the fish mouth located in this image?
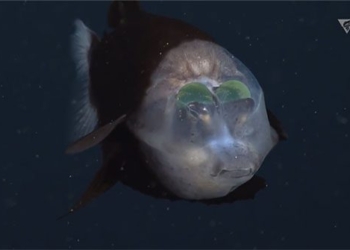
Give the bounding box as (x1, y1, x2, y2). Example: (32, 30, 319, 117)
(210, 162, 255, 178)
(209, 152, 259, 179)
(218, 167, 254, 178)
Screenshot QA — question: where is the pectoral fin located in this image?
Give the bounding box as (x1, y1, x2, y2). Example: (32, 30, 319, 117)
(65, 114, 126, 154)
(267, 109, 288, 141)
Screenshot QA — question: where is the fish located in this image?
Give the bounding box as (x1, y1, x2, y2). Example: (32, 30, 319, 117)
(60, 0, 287, 219)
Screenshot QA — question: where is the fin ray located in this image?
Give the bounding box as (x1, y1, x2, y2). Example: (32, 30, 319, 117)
(69, 19, 100, 142)
(65, 114, 126, 154)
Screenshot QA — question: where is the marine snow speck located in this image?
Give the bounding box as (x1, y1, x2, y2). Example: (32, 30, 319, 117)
(60, 0, 287, 219)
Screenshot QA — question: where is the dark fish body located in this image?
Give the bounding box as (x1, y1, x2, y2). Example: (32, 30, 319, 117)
(90, 9, 214, 126)
(62, 1, 287, 218)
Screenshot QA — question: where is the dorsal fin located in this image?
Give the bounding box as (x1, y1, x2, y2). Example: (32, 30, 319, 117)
(108, 0, 141, 28)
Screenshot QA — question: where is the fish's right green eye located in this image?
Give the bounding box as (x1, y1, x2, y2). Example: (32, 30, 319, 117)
(215, 80, 251, 103)
(176, 82, 214, 107)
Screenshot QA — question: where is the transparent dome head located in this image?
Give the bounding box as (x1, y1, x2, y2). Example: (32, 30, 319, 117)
(127, 40, 278, 199)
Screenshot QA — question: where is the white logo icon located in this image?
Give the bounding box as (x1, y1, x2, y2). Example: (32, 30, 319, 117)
(338, 19, 350, 34)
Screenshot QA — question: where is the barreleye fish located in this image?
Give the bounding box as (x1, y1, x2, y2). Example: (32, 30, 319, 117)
(60, 0, 287, 219)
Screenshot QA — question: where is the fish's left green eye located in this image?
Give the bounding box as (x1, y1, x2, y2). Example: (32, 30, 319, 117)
(215, 80, 251, 102)
(176, 82, 214, 107)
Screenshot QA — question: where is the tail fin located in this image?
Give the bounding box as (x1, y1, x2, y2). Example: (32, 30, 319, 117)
(108, 0, 141, 28)
(70, 20, 100, 142)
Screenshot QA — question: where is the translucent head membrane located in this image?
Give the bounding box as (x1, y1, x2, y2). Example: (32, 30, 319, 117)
(127, 40, 278, 199)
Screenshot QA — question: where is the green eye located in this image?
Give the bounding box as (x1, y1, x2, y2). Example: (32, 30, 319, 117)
(176, 82, 214, 106)
(215, 80, 251, 102)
